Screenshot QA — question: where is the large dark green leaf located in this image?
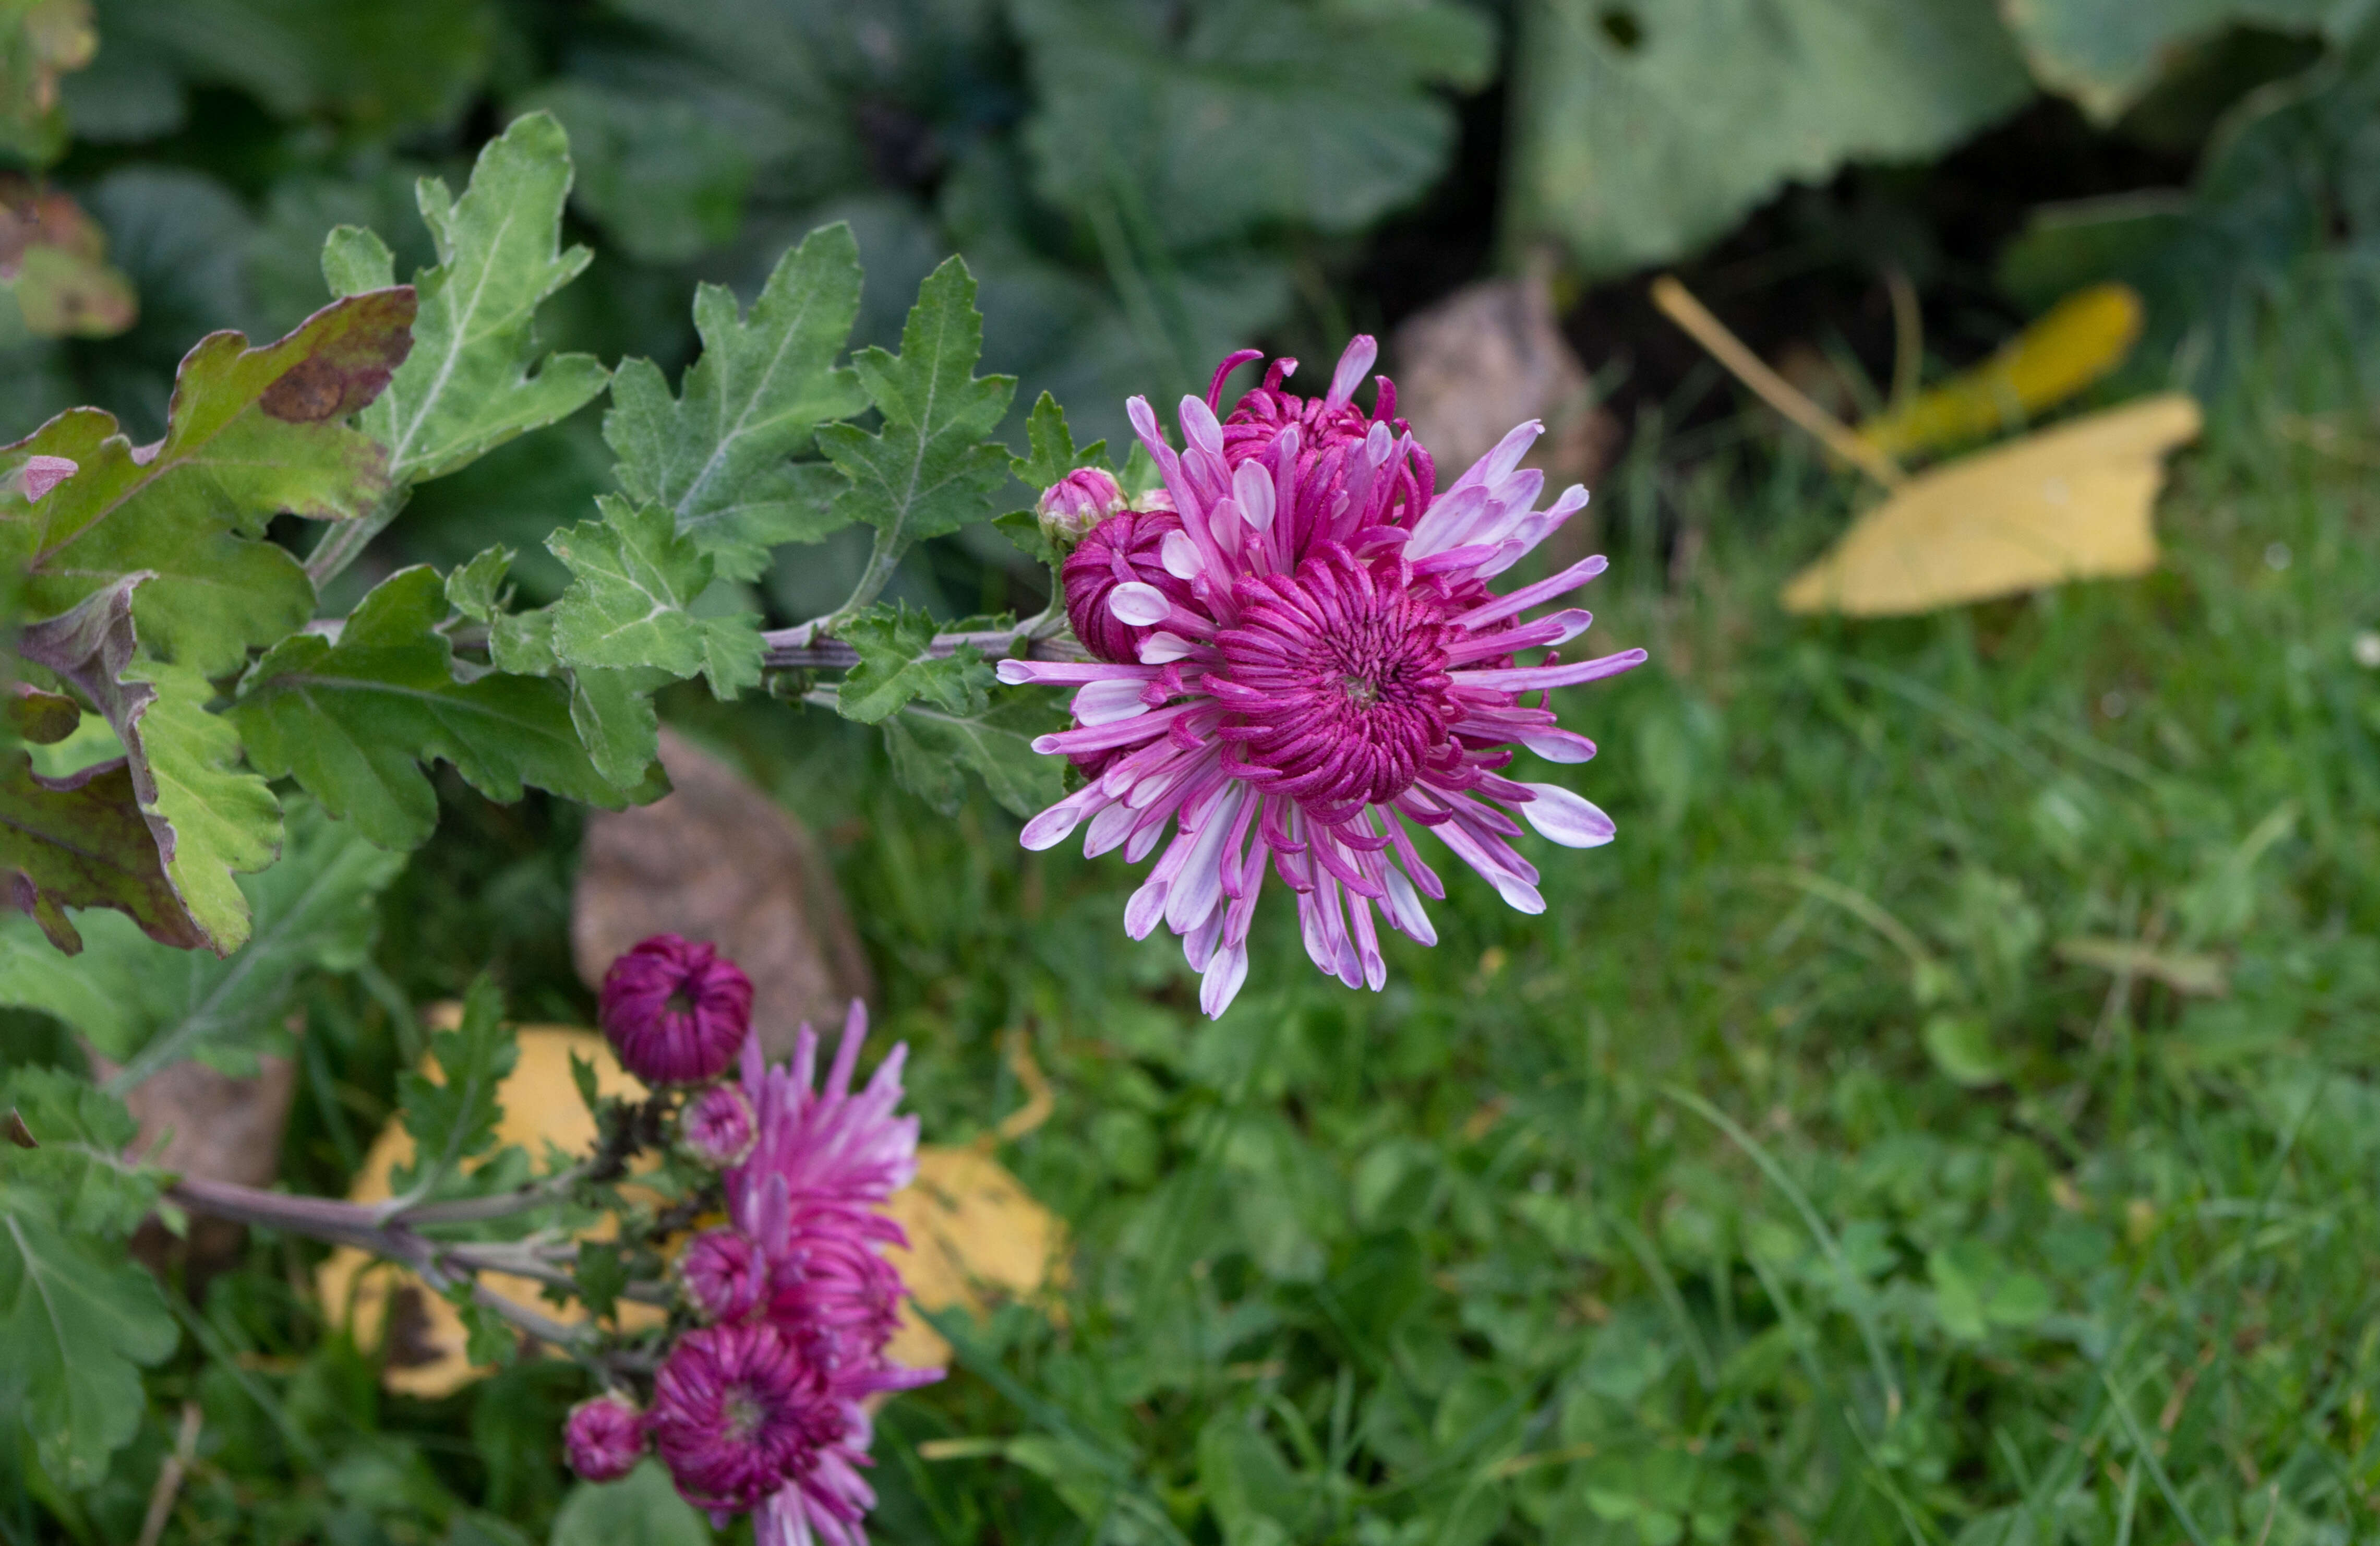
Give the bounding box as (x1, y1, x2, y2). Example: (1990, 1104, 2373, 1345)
(1509, 0, 2032, 277)
(1013, 0, 1494, 249)
(2001, 0, 2351, 121)
(0, 1202, 176, 1489)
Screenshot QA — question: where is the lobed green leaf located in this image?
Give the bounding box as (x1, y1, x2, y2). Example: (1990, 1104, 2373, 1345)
(0, 1205, 177, 1489)
(547, 495, 763, 700)
(882, 693, 1066, 820)
(815, 257, 1015, 596)
(390, 972, 514, 1202)
(836, 601, 993, 725)
(334, 112, 610, 485)
(0, 1068, 164, 1237)
(4, 286, 418, 678)
(232, 565, 628, 850)
(605, 222, 867, 579)
(0, 798, 407, 1085)
(21, 578, 282, 954)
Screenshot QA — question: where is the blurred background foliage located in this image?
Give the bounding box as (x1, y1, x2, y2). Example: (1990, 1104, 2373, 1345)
(9, 0, 2380, 591)
(10, 2, 2380, 1544)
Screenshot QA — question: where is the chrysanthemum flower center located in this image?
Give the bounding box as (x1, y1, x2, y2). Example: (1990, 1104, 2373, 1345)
(1213, 547, 1462, 820)
(723, 1390, 764, 1443)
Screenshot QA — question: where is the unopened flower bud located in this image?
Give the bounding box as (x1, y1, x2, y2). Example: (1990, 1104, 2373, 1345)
(598, 934, 753, 1086)
(678, 1228, 768, 1323)
(1037, 466, 1127, 547)
(678, 1082, 756, 1169)
(1061, 508, 1195, 665)
(563, 1392, 647, 1482)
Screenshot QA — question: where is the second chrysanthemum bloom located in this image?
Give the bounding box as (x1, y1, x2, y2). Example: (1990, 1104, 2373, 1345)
(1005, 338, 1645, 1018)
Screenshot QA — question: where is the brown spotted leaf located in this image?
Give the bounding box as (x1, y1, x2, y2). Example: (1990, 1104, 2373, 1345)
(0, 753, 199, 954)
(1, 286, 417, 679)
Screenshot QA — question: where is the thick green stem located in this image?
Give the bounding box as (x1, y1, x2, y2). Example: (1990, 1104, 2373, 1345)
(303, 483, 413, 592)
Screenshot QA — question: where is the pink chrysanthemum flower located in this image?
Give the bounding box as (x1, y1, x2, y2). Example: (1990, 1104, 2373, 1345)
(1003, 338, 1647, 1018)
(562, 1391, 648, 1482)
(648, 1321, 855, 1518)
(728, 1001, 921, 1224)
(680, 1082, 759, 1169)
(598, 933, 755, 1085)
(679, 1228, 770, 1323)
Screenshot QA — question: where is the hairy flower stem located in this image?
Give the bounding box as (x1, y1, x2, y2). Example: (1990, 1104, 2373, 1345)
(168, 1175, 655, 1356)
(303, 484, 413, 592)
(761, 620, 1086, 670)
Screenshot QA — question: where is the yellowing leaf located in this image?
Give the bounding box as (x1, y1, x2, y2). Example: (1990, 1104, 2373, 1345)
(881, 1144, 1067, 1371)
(1854, 284, 2143, 463)
(315, 1025, 662, 1399)
(1782, 394, 2200, 617)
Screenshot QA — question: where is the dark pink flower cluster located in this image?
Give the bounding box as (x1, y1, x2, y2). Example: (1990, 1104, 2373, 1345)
(581, 937, 937, 1540)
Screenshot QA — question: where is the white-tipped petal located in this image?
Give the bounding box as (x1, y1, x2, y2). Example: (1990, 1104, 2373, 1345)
(1125, 877, 1170, 939)
(1513, 726, 1598, 763)
(1179, 394, 1224, 458)
(1108, 582, 1171, 626)
(1138, 631, 1196, 664)
(1381, 866, 1438, 946)
(1072, 678, 1152, 726)
(1232, 459, 1275, 530)
(1084, 800, 1137, 857)
(1199, 945, 1250, 1019)
(1519, 782, 1616, 848)
(1163, 787, 1242, 932)
(1486, 870, 1547, 914)
(1160, 530, 1202, 579)
(1327, 334, 1378, 406)
(1124, 816, 1167, 862)
(1020, 793, 1096, 851)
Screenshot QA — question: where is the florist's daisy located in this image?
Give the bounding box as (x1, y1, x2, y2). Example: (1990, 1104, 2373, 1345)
(1004, 339, 1644, 1017)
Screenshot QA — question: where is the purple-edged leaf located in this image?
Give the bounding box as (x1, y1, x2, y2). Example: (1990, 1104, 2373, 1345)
(19, 578, 279, 953)
(2, 286, 417, 679)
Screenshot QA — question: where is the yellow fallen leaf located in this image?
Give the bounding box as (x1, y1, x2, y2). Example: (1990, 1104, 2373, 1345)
(1781, 394, 2201, 617)
(320, 1018, 1065, 1395)
(881, 1145, 1067, 1371)
(1854, 284, 2143, 463)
